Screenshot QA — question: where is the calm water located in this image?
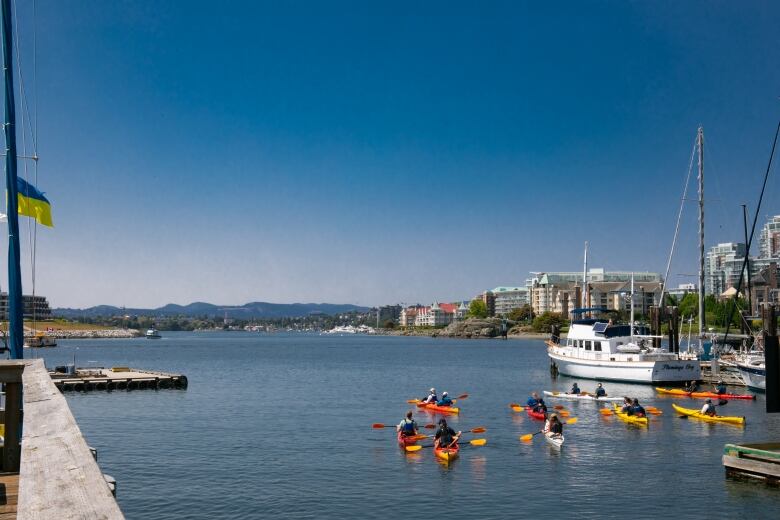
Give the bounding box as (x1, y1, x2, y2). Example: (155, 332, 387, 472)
(33, 332, 780, 519)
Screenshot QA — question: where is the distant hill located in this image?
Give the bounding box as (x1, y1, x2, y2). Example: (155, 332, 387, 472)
(53, 301, 371, 319)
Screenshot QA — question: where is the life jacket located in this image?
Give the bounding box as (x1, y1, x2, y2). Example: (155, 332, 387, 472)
(437, 427, 454, 445)
(550, 421, 563, 434)
(401, 419, 416, 434)
(438, 397, 453, 406)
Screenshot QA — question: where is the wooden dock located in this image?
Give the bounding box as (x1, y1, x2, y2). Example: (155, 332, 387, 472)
(50, 367, 188, 392)
(699, 361, 746, 386)
(723, 443, 780, 484)
(0, 473, 18, 519)
(0, 358, 124, 518)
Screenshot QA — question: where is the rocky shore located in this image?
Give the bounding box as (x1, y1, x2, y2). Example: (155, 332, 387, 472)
(32, 329, 143, 339)
(380, 318, 550, 340)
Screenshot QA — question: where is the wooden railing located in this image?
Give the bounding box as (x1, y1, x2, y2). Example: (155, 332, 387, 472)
(1, 359, 124, 519)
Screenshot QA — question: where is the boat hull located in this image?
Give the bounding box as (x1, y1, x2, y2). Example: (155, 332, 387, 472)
(548, 349, 700, 384)
(526, 407, 546, 420)
(736, 364, 765, 393)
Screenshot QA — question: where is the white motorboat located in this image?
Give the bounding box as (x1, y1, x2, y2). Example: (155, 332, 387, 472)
(735, 354, 765, 392)
(547, 316, 700, 384)
(145, 328, 162, 339)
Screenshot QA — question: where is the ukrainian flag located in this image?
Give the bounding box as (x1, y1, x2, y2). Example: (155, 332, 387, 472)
(16, 178, 53, 227)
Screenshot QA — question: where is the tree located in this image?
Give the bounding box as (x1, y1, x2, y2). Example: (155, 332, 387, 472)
(508, 304, 534, 322)
(468, 299, 488, 319)
(678, 293, 698, 318)
(532, 312, 567, 333)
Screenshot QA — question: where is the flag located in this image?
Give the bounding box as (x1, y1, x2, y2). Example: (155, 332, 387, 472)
(15, 177, 53, 227)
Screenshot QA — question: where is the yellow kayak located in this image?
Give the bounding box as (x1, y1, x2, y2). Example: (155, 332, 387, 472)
(613, 404, 649, 427)
(671, 403, 745, 426)
(655, 387, 691, 396)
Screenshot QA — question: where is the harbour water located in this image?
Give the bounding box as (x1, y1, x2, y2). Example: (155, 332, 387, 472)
(33, 332, 780, 519)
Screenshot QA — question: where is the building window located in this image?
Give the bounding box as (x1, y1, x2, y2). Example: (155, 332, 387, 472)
(585, 341, 592, 351)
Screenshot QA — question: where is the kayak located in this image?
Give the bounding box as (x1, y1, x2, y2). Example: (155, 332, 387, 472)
(671, 403, 746, 426)
(690, 391, 756, 401)
(544, 390, 623, 402)
(656, 387, 757, 400)
(434, 443, 460, 462)
(526, 407, 547, 420)
(416, 402, 460, 414)
(397, 431, 420, 448)
(655, 387, 691, 396)
(612, 404, 649, 427)
(544, 431, 564, 448)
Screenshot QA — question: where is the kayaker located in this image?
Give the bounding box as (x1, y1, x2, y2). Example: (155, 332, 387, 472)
(396, 411, 418, 437)
(422, 388, 438, 404)
(595, 383, 606, 398)
(527, 392, 547, 412)
(685, 380, 700, 392)
(700, 398, 717, 417)
(629, 398, 646, 418)
(621, 396, 632, 413)
(437, 392, 454, 407)
(714, 381, 727, 395)
(569, 383, 581, 394)
(434, 419, 461, 449)
(548, 414, 563, 435)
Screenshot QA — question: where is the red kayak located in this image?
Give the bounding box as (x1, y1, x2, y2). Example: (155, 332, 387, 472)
(690, 391, 756, 400)
(526, 407, 547, 420)
(435, 443, 460, 462)
(397, 430, 419, 448)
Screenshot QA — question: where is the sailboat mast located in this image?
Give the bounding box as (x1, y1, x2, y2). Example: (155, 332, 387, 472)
(1, 0, 23, 359)
(582, 241, 588, 311)
(697, 126, 705, 340)
(630, 272, 635, 341)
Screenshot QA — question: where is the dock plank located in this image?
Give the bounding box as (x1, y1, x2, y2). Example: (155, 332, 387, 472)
(17, 359, 124, 519)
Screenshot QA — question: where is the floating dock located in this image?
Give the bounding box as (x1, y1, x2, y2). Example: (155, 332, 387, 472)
(50, 367, 188, 392)
(723, 443, 780, 484)
(700, 361, 746, 386)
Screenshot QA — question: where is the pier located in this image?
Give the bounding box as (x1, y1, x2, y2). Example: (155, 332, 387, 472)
(1, 358, 124, 518)
(50, 367, 188, 392)
(723, 443, 780, 484)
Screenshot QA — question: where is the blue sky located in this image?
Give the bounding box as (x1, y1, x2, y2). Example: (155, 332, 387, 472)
(3, 1, 780, 308)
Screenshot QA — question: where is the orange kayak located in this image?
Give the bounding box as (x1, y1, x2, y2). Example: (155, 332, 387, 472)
(435, 443, 460, 462)
(416, 402, 460, 414)
(655, 387, 691, 396)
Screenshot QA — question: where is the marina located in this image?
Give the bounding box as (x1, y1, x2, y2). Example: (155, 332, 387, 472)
(26, 332, 780, 519)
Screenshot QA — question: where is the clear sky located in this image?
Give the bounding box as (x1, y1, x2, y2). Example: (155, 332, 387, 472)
(3, 1, 780, 308)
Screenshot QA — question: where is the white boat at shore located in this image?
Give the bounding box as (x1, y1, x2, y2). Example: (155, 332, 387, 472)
(145, 328, 161, 339)
(735, 354, 765, 392)
(547, 318, 700, 384)
(543, 390, 624, 402)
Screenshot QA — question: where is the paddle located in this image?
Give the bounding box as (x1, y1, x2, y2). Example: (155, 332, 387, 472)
(599, 408, 613, 416)
(553, 405, 565, 410)
(372, 422, 437, 430)
(405, 438, 487, 452)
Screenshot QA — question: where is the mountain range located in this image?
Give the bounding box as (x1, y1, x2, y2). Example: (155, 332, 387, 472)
(53, 301, 372, 319)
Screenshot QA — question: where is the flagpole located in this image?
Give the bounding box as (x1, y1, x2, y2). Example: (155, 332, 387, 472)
(2, 0, 24, 359)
